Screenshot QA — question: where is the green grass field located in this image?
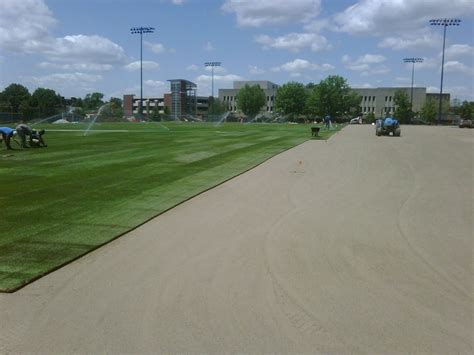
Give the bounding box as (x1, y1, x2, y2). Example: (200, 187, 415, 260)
(0, 121, 342, 291)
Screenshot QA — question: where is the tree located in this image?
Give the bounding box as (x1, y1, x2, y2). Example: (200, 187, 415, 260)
(31, 88, 62, 117)
(149, 108, 162, 121)
(208, 98, 226, 116)
(0, 83, 31, 113)
(83, 92, 105, 111)
(393, 89, 413, 124)
(236, 84, 266, 118)
(365, 112, 376, 124)
(306, 75, 359, 120)
(109, 97, 124, 119)
(19, 100, 37, 120)
(458, 100, 473, 119)
(274, 82, 307, 120)
(421, 97, 437, 123)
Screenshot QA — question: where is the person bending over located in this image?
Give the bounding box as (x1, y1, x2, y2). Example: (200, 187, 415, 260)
(30, 129, 48, 147)
(0, 127, 17, 150)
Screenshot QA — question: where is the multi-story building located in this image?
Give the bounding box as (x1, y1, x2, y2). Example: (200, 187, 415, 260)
(351, 87, 426, 117)
(123, 79, 210, 119)
(351, 87, 450, 118)
(218, 81, 279, 113)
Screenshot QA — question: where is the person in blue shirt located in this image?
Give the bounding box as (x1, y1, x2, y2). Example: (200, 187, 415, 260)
(0, 127, 17, 150)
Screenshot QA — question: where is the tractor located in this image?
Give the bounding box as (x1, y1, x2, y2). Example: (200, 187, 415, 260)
(375, 117, 401, 137)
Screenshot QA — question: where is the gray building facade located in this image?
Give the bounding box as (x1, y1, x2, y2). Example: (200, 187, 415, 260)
(351, 87, 427, 117)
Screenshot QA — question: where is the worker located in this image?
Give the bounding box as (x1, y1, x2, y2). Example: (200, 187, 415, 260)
(0, 127, 17, 150)
(29, 129, 48, 147)
(15, 123, 33, 148)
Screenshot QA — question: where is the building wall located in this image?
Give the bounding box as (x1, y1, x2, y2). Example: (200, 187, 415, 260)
(123, 94, 134, 116)
(351, 87, 426, 117)
(123, 93, 209, 117)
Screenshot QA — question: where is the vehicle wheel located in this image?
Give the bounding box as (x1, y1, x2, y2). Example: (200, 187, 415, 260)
(376, 128, 382, 136)
(395, 128, 401, 137)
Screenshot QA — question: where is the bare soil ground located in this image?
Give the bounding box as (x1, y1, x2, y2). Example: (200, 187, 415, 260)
(1, 125, 472, 353)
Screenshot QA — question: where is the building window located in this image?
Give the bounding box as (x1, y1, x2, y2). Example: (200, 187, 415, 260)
(389, 96, 392, 102)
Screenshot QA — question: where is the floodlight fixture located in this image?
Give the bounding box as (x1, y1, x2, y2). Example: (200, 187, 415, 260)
(403, 58, 424, 113)
(205, 62, 221, 118)
(204, 62, 221, 98)
(429, 18, 461, 124)
(130, 26, 155, 115)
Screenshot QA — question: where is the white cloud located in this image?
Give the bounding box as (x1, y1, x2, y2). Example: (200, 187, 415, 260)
(144, 80, 166, 88)
(334, 0, 473, 35)
(248, 65, 265, 74)
(351, 82, 374, 88)
(378, 29, 441, 50)
(279, 58, 334, 72)
(255, 32, 329, 52)
(444, 61, 474, 75)
(30, 72, 102, 86)
(186, 64, 199, 71)
(395, 77, 411, 83)
(342, 54, 386, 71)
(170, 0, 185, 4)
(343, 54, 389, 76)
(444, 44, 474, 60)
(0, 0, 126, 70)
(124, 61, 160, 71)
(204, 41, 214, 51)
(47, 35, 126, 65)
(144, 41, 166, 54)
(222, 0, 322, 27)
(196, 74, 243, 84)
(303, 19, 330, 32)
(38, 62, 113, 71)
(0, 0, 56, 53)
(195, 74, 244, 96)
(444, 86, 474, 101)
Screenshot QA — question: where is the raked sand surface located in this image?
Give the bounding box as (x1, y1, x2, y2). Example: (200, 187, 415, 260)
(1, 125, 472, 353)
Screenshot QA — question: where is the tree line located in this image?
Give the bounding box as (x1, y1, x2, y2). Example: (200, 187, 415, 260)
(234, 75, 361, 122)
(0, 83, 123, 121)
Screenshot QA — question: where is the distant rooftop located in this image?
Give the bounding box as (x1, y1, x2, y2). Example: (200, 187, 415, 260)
(167, 79, 197, 88)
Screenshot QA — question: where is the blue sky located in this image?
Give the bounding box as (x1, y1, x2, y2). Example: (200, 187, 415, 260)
(1, 0, 473, 101)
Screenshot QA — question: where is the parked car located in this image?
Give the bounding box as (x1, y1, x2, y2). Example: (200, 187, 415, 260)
(349, 117, 362, 124)
(459, 119, 472, 128)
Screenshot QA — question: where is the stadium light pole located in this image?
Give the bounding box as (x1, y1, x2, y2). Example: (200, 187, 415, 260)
(430, 18, 461, 124)
(130, 26, 155, 116)
(403, 57, 424, 111)
(204, 61, 221, 117)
